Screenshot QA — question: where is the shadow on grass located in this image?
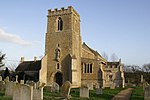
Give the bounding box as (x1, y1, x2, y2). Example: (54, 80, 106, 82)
(43, 88, 124, 100)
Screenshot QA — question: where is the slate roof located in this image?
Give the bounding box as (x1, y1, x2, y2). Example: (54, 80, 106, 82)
(107, 62, 120, 66)
(15, 60, 41, 71)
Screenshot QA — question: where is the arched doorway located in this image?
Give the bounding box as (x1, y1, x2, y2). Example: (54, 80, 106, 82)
(55, 72, 63, 86)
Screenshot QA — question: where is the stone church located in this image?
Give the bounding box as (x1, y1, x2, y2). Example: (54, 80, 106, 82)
(16, 6, 125, 88)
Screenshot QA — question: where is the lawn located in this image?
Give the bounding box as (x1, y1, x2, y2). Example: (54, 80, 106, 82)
(130, 87, 144, 100)
(0, 87, 128, 100)
(44, 87, 124, 100)
(0, 91, 12, 100)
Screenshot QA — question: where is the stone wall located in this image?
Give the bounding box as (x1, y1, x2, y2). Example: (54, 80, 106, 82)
(40, 55, 47, 84)
(45, 6, 81, 87)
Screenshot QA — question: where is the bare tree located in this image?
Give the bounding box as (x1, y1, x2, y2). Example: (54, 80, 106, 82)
(142, 63, 150, 72)
(110, 53, 118, 62)
(0, 51, 6, 68)
(7, 63, 17, 71)
(101, 52, 108, 60)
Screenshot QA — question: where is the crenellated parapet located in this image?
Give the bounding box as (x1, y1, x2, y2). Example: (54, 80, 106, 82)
(48, 6, 80, 17)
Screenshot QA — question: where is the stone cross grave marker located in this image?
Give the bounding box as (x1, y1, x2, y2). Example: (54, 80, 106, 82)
(61, 81, 71, 99)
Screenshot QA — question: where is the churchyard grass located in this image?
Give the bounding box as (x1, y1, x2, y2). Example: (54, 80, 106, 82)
(43, 87, 124, 100)
(130, 86, 144, 100)
(0, 91, 12, 100)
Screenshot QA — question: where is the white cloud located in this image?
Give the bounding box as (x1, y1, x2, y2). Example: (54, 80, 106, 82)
(0, 28, 31, 46)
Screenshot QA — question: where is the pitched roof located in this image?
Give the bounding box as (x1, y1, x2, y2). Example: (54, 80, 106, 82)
(82, 42, 106, 60)
(15, 60, 41, 71)
(107, 62, 120, 66)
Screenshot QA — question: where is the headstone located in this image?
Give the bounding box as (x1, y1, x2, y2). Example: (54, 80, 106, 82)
(15, 75, 18, 83)
(44, 85, 52, 92)
(96, 88, 103, 95)
(110, 83, 115, 89)
(0, 81, 5, 91)
(80, 86, 89, 98)
(36, 81, 40, 88)
(144, 86, 150, 100)
(26, 81, 36, 88)
(51, 82, 59, 92)
(4, 76, 9, 83)
(0, 76, 2, 81)
(33, 87, 43, 100)
(20, 80, 24, 84)
(87, 83, 93, 90)
(61, 81, 72, 99)
(13, 84, 33, 100)
(5, 82, 16, 97)
(95, 84, 103, 95)
(132, 84, 136, 87)
(141, 75, 144, 83)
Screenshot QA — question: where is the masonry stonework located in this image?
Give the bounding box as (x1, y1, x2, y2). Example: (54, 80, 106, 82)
(38, 6, 124, 88)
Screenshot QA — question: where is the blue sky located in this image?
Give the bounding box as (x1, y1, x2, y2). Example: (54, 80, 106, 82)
(0, 0, 150, 68)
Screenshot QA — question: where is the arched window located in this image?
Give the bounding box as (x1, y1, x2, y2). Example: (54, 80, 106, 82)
(58, 17, 63, 31)
(57, 63, 60, 69)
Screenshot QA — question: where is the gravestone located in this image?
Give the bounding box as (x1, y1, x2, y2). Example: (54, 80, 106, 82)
(51, 82, 59, 92)
(20, 80, 24, 84)
(26, 81, 36, 88)
(15, 75, 18, 83)
(87, 83, 93, 90)
(44, 85, 52, 92)
(110, 82, 115, 89)
(13, 84, 33, 100)
(96, 88, 103, 95)
(0, 76, 2, 81)
(80, 86, 89, 98)
(61, 81, 72, 99)
(4, 76, 9, 83)
(5, 82, 16, 97)
(36, 81, 40, 89)
(144, 86, 150, 100)
(0, 81, 5, 91)
(141, 75, 144, 83)
(33, 87, 43, 100)
(95, 84, 103, 95)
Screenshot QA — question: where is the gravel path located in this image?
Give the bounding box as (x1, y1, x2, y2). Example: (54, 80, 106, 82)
(111, 88, 134, 100)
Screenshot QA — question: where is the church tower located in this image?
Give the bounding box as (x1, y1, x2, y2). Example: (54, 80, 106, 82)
(43, 6, 82, 87)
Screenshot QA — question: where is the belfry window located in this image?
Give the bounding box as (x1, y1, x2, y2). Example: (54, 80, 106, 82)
(57, 63, 60, 69)
(58, 17, 63, 31)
